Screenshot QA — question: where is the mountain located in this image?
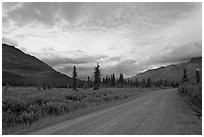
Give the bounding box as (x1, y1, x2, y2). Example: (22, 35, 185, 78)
(2, 43, 76, 87)
(130, 57, 202, 82)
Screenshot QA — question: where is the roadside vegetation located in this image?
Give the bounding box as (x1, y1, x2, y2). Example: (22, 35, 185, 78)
(178, 69, 202, 117)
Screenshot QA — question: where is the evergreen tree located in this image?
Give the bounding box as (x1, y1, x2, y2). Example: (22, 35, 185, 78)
(170, 80, 174, 87)
(183, 69, 188, 82)
(129, 80, 133, 88)
(111, 73, 116, 87)
(72, 66, 77, 91)
(127, 79, 130, 87)
(135, 78, 139, 87)
(146, 78, 151, 87)
(93, 63, 101, 90)
(196, 69, 200, 83)
(164, 79, 167, 87)
(87, 76, 90, 88)
(105, 76, 109, 87)
(109, 76, 112, 87)
(102, 77, 105, 86)
(160, 79, 163, 87)
(170, 80, 179, 88)
(119, 73, 124, 88)
(142, 78, 146, 88)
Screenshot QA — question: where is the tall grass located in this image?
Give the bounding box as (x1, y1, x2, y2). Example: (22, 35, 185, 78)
(2, 87, 152, 131)
(178, 82, 202, 111)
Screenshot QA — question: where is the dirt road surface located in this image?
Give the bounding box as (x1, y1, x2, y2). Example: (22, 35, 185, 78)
(28, 89, 202, 135)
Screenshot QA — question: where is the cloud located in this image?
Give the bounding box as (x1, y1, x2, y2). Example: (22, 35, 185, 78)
(3, 3, 57, 27)
(43, 55, 98, 67)
(144, 41, 202, 66)
(35, 49, 108, 68)
(2, 37, 19, 46)
(3, 3, 24, 18)
(2, 3, 202, 79)
(3, 3, 201, 30)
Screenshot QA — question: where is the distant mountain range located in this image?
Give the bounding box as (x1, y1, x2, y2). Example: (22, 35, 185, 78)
(2, 43, 75, 87)
(130, 57, 202, 82)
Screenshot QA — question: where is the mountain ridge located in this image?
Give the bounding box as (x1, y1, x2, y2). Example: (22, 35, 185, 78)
(2, 43, 75, 87)
(130, 57, 202, 82)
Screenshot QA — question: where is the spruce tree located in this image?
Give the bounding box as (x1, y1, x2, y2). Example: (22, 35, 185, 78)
(105, 76, 109, 87)
(111, 73, 116, 87)
(135, 78, 139, 87)
(147, 78, 151, 87)
(196, 69, 200, 83)
(93, 63, 101, 90)
(142, 78, 146, 88)
(102, 78, 105, 86)
(183, 69, 188, 82)
(87, 76, 90, 88)
(119, 73, 124, 88)
(108, 76, 111, 87)
(164, 79, 167, 87)
(160, 79, 163, 87)
(72, 66, 77, 91)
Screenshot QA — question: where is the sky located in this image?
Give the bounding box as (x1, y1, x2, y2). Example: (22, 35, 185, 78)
(2, 2, 202, 79)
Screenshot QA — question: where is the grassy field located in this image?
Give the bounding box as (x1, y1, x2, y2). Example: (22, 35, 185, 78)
(2, 87, 157, 134)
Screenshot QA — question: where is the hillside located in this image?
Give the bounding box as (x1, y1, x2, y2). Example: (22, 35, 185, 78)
(2, 43, 74, 87)
(130, 57, 202, 82)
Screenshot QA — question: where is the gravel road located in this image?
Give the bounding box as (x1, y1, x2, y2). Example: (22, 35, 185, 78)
(29, 89, 201, 135)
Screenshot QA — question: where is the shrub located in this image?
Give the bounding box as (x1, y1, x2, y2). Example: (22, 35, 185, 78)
(2, 112, 17, 128)
(43, 101, 63, 116)
(178, 82, 202, 109)
(18, 111, 36, 125)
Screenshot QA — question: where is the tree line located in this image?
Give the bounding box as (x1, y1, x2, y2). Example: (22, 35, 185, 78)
(36, 66, 201, 91)
(71, 63, 181, 91)
(34, 66, 201, 91)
